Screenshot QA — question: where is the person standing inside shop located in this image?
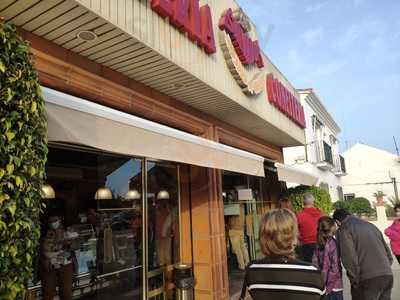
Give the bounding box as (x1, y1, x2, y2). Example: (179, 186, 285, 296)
(40, 210, 73, 300)
(296, 194, 322, 262)
(228, 205, 250, 270)
(385, 204, 400, 264)
(154, 198, 176, 266)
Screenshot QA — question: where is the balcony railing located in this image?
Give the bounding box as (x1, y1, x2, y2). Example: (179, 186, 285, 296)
(315, 141, 334, 168)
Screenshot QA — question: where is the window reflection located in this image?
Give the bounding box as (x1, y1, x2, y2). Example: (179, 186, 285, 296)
(147, 161, 180, 298)
(27, 147, 182, 300)
(29, 147, 143, 300)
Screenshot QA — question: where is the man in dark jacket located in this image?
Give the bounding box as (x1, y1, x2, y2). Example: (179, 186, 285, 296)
(333, 209, 393, 300)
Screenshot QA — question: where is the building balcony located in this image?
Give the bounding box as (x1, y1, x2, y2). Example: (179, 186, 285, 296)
(315, 141, 334, 170)
(334, 155, 347, 176)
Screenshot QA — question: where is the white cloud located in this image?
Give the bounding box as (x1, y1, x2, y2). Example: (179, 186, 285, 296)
(300, 27, 324, 46)
(305, 2, 327, 13)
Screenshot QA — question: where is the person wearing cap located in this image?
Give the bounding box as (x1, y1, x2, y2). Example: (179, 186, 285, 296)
(333, 208, 393, 300)
(296, 193, 322, 262)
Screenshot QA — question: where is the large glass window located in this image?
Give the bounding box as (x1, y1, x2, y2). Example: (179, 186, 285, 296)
(223, 169, 279, 297)
(27, 146, 182, 300)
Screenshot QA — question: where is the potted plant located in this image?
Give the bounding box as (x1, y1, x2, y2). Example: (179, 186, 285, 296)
(373, 191, 386, 206)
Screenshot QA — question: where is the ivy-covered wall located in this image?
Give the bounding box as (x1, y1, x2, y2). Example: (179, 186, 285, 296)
(0, 21, 48, 299)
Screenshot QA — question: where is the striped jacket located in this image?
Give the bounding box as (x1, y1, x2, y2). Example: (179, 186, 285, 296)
(244, 257, 325, 300)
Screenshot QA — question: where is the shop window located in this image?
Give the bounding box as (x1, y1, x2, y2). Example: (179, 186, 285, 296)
(222, 174, 261, 277)
(28, 146, 144, 300)
(222, 169, 282, 297)
(27, 146, 181, 300)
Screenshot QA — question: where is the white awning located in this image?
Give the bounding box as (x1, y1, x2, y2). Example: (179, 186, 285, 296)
(43, 87, 265, 177)
(274, 162, 319, 186)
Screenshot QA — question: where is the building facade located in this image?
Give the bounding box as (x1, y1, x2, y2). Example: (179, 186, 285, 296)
(283, 89, 346, 202)
(1, 1, 310, 299)
(342, 143, 400, 203)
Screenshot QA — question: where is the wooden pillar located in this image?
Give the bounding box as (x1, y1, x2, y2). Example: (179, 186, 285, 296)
(190, 165, 229, 300)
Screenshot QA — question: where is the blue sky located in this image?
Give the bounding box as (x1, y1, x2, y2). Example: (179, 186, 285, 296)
(236, 0, 400, 153)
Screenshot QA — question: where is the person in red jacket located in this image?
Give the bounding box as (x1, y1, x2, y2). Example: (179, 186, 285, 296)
(385, 204, 400, 264)
(296, 193, 322, 262)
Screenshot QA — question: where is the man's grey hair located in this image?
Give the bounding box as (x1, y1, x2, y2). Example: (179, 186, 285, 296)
(303, 193, 315, 205)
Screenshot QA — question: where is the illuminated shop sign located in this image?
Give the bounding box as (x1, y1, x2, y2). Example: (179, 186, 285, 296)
(219, 8, 263, 68)
(218, 8, 265, 96)
(150, 2, 305, 129)
(150, 0, 216, 54)
(266, 74, 306, 128)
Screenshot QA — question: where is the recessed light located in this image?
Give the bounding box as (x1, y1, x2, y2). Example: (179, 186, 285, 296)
(77, 30, 97, 42)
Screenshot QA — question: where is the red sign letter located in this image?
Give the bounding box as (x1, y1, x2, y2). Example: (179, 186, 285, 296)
(170, 0, 190, 29)
(200, 5, 216, 54)
(188, 0, 201, 42)
(151, 0, 172, 19)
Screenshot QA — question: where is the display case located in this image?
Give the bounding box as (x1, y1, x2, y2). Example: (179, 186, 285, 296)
(96, 209, 141, 275)
(67, 223, 97, 275)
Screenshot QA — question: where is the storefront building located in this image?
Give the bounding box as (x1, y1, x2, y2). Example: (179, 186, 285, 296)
(1, 1, 310, 299)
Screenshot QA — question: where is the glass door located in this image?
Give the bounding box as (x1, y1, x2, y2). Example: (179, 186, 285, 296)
(146, 160, 180, 300)
(95, 156, 144, 300)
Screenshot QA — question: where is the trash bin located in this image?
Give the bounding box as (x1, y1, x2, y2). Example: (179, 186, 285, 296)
(174, 264, 195, 300)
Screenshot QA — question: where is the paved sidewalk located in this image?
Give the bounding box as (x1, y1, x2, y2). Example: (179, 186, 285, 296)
(343, 260, 400, 300)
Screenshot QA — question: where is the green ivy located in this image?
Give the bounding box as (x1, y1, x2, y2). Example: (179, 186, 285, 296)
(0, 21, 47, 299)
(284, 185, 333, 215)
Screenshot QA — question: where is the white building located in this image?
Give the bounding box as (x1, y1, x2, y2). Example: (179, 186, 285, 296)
(342, 143, 400, 203)
(283, 89, 346, 202)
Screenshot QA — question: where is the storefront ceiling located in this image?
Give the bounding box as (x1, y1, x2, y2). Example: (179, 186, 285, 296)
(0, 0, 305, 147)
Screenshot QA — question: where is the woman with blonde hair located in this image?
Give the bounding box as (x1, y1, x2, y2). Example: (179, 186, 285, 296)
(241, 209, 325, 300)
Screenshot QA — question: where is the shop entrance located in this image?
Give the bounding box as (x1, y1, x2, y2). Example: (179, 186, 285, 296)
(27, 145, 182, 300)
(222, 170, 279, 298)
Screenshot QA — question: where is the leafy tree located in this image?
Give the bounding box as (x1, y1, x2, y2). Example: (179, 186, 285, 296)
(0, 21, 47, 299)
(350, 197, 374, 216)
(284, 185, 333, 215)
(333, 198, 374, 217)
(385, 204, 395, 218)
(333, 200, 350, 211)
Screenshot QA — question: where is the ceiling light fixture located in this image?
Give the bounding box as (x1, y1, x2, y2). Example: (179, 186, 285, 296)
(77, 30, 97, 42)
(94, 187, 113, 200)
(41, 183, 56, 199)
